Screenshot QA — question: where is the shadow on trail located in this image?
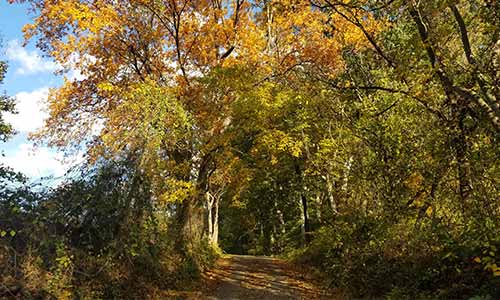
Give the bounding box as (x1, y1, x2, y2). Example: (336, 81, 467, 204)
(204, 255, 334, 300)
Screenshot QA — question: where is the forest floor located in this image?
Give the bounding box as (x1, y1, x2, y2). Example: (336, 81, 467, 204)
(199, 255, 338, 300)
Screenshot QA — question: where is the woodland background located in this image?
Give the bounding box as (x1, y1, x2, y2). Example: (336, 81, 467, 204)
(0, 0, 499, 299)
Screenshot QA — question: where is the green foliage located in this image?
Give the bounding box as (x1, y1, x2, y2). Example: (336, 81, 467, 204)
(0, 59, 15, 142)
(0, 156, 218, 298)
(294, 215, 499, 299)
(1, 0, 499, 298)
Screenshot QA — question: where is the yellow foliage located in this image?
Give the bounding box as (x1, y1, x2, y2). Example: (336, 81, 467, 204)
(425, 206, 433, 217)
(159, 179, 195, 204)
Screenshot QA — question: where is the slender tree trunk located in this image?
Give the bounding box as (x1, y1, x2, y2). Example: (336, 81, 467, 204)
(315, 191, 322, 224)
(300, 192, 311, 244)
(262, 220, 272, 255)
(206, 192, 214, 243)
(278, 208, 285, 235)
(299, 196, 306, 246)
(295, 163, 311, 245)
(455, 107, 472, 217)
(273, 196, 286, 235)
(213, 196, 219, 245)
(326, 173, 338, 216)
(342, 156, 353, 194)
(265, 0, 275, 54)
(273, 199, 286, 252)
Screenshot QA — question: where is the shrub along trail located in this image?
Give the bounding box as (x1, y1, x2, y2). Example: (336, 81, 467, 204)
(202, 255, 336, 300)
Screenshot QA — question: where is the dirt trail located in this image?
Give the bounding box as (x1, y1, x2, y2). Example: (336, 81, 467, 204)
(203, 255, 336, 300)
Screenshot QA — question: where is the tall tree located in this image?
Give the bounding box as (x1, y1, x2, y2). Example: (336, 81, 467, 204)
(0, 40, 19, 182)
(13, 0, 374, 259)
(0, 52, 15, 142)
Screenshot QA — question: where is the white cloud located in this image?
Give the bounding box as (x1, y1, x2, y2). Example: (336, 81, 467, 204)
(67, 68, 86, 81)
(64, 52, 97, 82)
(5, 40, 90, 80)
(2, 86, 91, 180)
(2, 143, 84, 178)
(4, 88, 49, 133)
(6, 40, 58, 75)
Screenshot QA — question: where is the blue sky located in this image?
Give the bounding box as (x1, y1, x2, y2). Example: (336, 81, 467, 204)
(1, 1, 82, 180)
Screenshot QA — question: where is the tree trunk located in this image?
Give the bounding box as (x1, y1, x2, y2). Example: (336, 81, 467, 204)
(301, 192, 311, 244)
(213, 196, 219, 245)
(295, 163, 311, 245)
(315, 191, 322, 224)
(342, 156, 353, 194)
(179, 195, 205, 254)
(178, 154, 211, 267)
(262, 221, 272, 255)
(326, 173, 338, 216)
(455, 107, 472, 216)
(206, 192, 214, 243)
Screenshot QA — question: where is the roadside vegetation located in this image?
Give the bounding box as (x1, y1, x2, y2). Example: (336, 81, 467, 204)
(1, 0, 499, 299)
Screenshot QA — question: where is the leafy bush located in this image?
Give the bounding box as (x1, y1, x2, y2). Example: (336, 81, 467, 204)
(294, 215, 500, 299)
(0, 159, 219, 299)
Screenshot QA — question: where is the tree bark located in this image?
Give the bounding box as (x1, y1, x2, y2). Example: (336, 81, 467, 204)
(178, 154, 211, 267)
(206, 192, 214, 243)
(295, 163, 311, 245)
(455, 108, 472, 216)
(179, 194, 205, 254)
(300, 192, 311, 245)
(315, 191, 322, 224)
(326, 173, 338, 216)
(213, 195, 219, 244)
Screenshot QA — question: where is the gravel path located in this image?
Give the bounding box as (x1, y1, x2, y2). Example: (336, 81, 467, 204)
(203, 255, 335, 300)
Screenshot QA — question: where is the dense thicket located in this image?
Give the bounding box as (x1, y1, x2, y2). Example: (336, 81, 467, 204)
(1, 0, 499, 299)
(1, 157, 219, 298)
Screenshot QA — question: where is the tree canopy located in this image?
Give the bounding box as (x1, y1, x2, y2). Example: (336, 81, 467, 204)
(1, 0, 499, 299)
